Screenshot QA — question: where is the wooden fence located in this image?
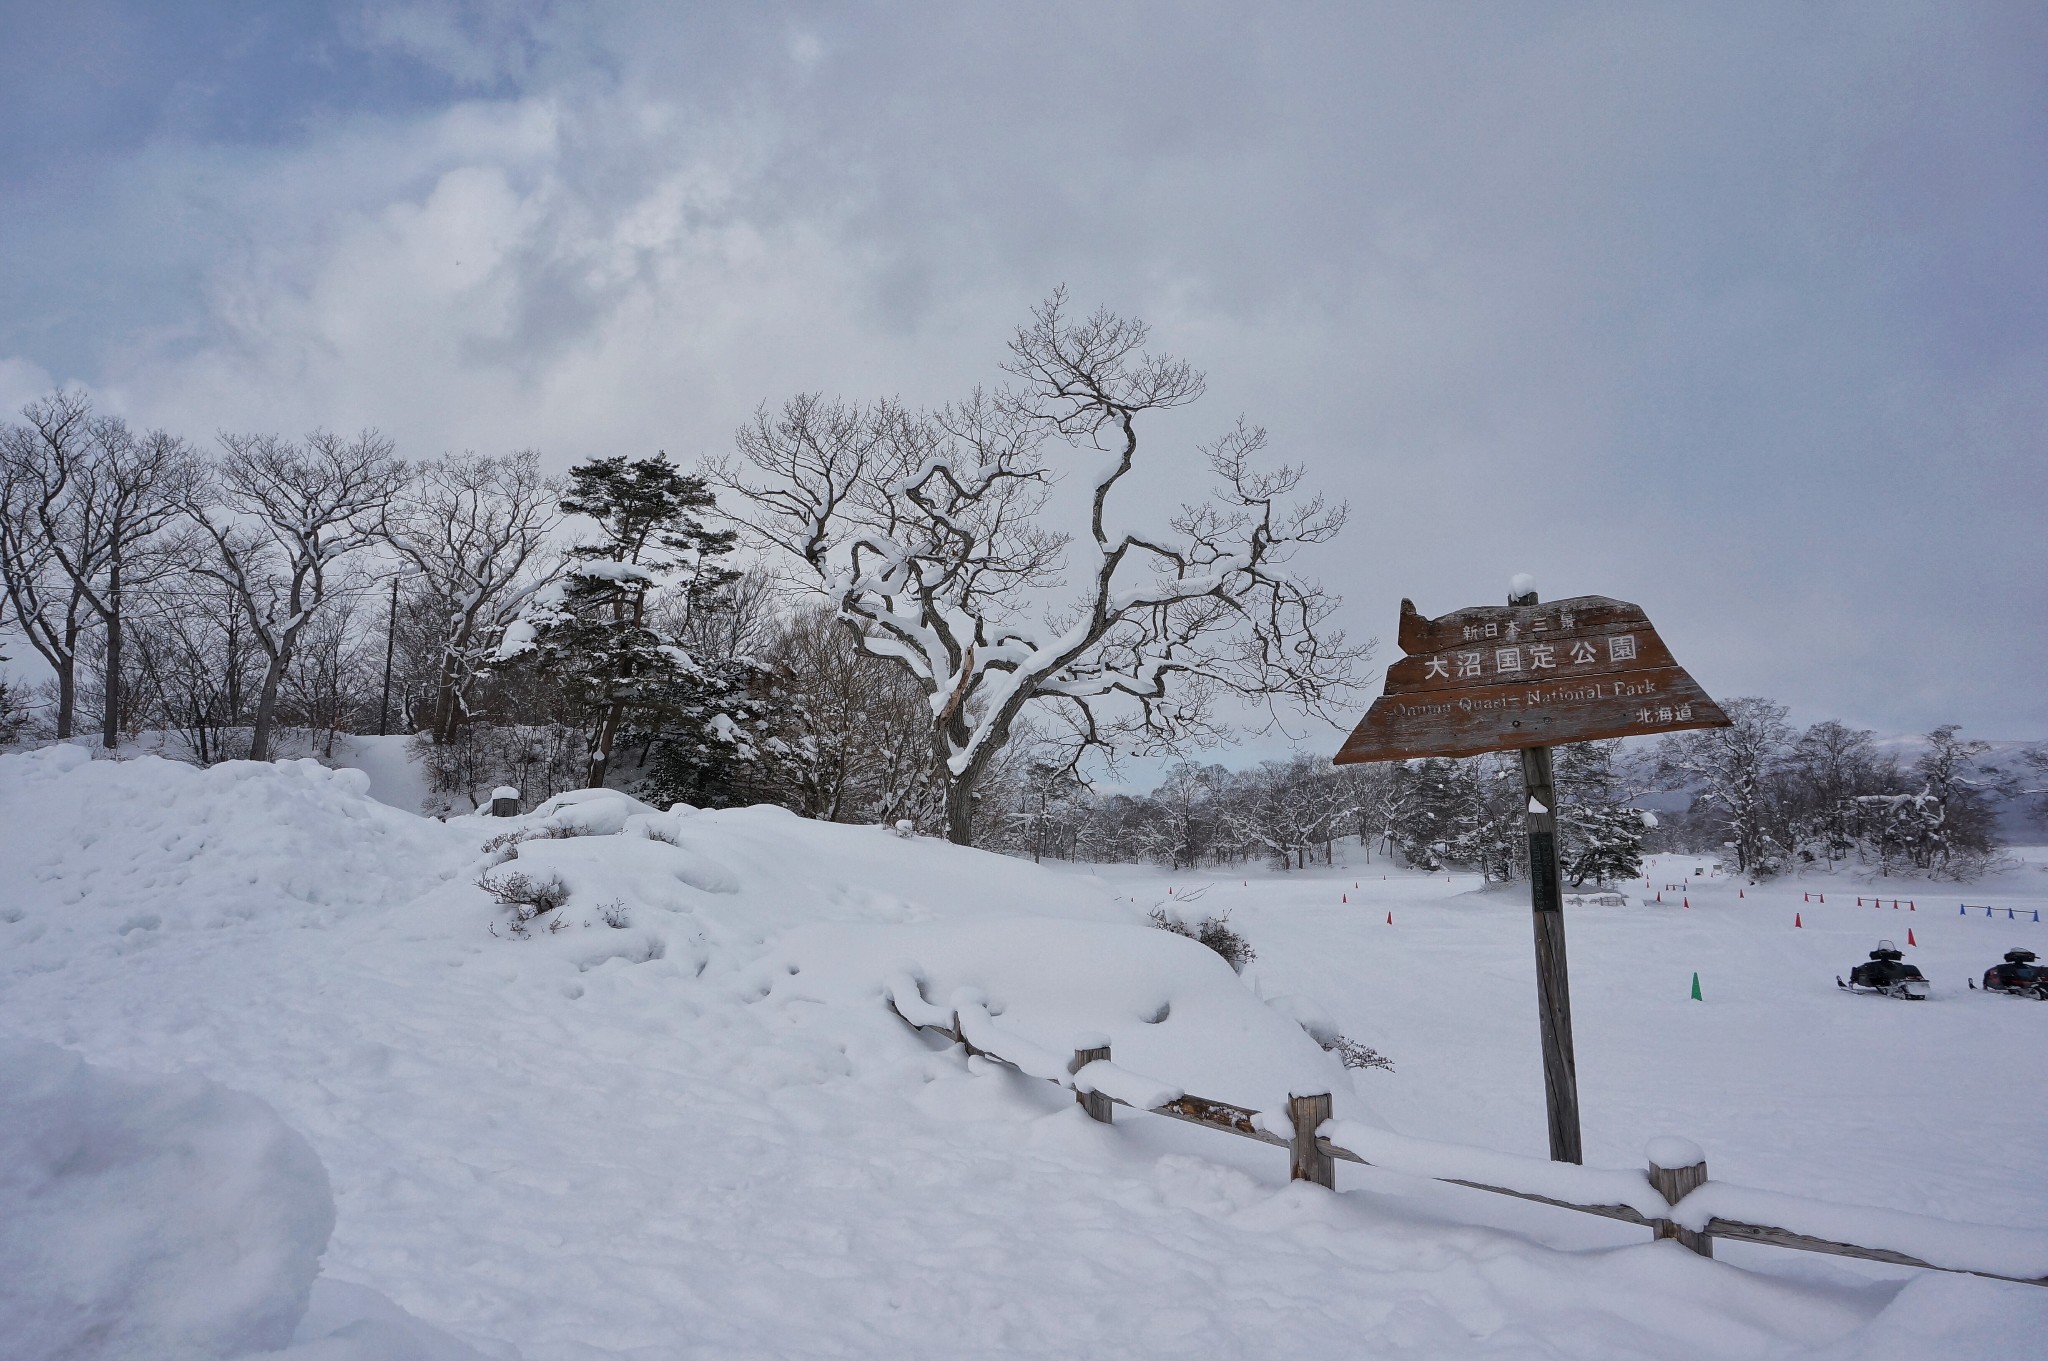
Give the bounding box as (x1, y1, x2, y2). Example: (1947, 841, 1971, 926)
(886, 987, 2048, 1291)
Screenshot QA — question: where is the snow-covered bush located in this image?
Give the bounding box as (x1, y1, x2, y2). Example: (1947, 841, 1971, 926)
(1148, 907, 1255, 973)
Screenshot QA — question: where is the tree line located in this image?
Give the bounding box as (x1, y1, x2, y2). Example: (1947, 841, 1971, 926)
(3, 295, 2029, 875)
(994, 704, 2024, 883)
(1, 296, 1366, 846)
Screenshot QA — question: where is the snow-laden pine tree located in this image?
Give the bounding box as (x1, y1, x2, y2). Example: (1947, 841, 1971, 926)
(499, 455, 741, 790)
(1554, 740, 1648, 887)
(1445, 754, 1524, 883)
(1390, 758, 1472, 871)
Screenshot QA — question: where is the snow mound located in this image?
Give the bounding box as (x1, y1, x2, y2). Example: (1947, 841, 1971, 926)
(0, 748, 467, 976)
(0, 1036, 507, 1361)
(467, 802, 1373, 1121)
(0, 1036, 333, 1360)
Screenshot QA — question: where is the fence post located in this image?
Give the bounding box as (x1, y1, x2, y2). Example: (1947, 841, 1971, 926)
(1070, 1037, 1113, 1124)
(1646, 1137, 1712, 1258)
(1288, 1091, 1335, 1188)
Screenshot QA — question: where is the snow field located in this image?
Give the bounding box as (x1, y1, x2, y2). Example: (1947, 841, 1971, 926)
(3, 748, 2047, 1357)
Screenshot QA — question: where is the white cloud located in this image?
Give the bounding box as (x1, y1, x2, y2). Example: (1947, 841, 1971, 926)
(5, 3, 2045, 738)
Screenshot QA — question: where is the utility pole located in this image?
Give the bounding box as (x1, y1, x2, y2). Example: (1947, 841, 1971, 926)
(378, 577, 398, 736)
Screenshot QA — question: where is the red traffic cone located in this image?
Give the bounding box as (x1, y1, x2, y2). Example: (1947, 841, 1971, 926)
(1909, 901, 1915, 911)
(1342, 894, 1348, 903)
(1385, 911, 1393, 924)
(1739, 888, 1744, 898)
(1857, 897, 1864, 906)
(1795, 912, 1803, 927)
(1907, 928, 1917, 946)
(1683, 897, 1690, 909)
(1819, 894, 1824, 903)
(1804, 893, 1810, 902)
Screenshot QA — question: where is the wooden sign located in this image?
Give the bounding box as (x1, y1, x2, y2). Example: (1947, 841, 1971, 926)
(1334, 594, 1729, 764)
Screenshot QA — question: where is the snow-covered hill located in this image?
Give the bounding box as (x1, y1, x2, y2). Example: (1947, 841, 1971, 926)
(3, 745, 2046, 1358)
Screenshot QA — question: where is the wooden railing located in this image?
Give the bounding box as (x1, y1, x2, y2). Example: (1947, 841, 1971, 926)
(885, 983, 2048, 1290)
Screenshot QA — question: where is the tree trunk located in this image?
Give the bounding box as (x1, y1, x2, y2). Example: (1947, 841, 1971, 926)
(586, 699, 624, 788)
(54, 654, 76, 739)
(944, 776, 975, 846)
(101, 578, 122, 751)
(249, 652, 286, 762)
(432, 648, 464, 745)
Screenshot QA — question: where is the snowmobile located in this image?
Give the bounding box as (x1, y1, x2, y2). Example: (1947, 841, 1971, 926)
(1973, 948, 2048, 999)
(1838, 941, 1930, 1000)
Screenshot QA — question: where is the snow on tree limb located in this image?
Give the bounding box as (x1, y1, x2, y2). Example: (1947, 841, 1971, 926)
(710, 292, 1371, 845)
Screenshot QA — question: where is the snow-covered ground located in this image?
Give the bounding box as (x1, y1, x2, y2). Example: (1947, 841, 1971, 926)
(3, 745, 2047, 1359)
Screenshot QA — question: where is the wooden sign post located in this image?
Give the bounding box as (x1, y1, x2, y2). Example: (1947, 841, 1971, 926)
(1334, 586, 1729, 1164)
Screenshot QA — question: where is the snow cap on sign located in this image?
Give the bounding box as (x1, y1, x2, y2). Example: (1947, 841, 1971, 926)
(1508, 572, 1537, 599)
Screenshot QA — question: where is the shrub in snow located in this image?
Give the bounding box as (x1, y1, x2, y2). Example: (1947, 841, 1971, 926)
(0, 1038, 334, 1360)
(480, 823, 585, 863)
(1321, 1035, 1395, 1072)
(1148, 907, 1255, 973)
(476, 869, 571, 928)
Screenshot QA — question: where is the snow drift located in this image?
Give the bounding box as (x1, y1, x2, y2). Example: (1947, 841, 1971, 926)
(3, 747, 2045, 1359)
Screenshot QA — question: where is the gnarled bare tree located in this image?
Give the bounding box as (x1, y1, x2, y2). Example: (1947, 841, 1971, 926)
(715, 291, 1368, 844)
(185, 431, 406, 762)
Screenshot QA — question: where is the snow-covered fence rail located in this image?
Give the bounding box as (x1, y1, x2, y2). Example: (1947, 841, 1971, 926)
(884, 979, 2048, 1290)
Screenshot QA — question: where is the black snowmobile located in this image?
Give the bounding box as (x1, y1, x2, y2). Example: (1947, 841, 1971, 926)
(1974, 948, 2048, 999)
(1838, 941, 1930, 1000)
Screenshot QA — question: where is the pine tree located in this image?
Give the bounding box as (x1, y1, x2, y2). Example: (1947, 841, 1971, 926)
(1555, 740, 1647, 887)
(1445, 754, 1524, 883)
(507, 455, 739, 788)
(1391, 759, 1473, 871)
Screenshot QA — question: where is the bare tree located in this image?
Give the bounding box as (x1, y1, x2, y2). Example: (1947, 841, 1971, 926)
(185, 431, 406, 761)
(715, 291, 1368, 844)
(0, 394, 195, 742)
(0, 438, 84, 736)
(382, 450, 561, 745)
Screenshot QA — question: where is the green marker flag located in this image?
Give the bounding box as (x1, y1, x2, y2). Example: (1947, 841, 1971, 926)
(1690, 972, 1702, 1002)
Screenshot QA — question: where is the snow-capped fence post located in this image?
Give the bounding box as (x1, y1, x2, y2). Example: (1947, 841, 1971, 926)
(1647, 1138, 1712, 1258)
(1288, 1091, 1334, 1188)
(882, 1000, 2048, 1288)
(1070, 1038, 1113, 1124)
(489, 786, 520, 817)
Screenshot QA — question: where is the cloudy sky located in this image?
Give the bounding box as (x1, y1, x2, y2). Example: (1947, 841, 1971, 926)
(4, 1, 2044, 746)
